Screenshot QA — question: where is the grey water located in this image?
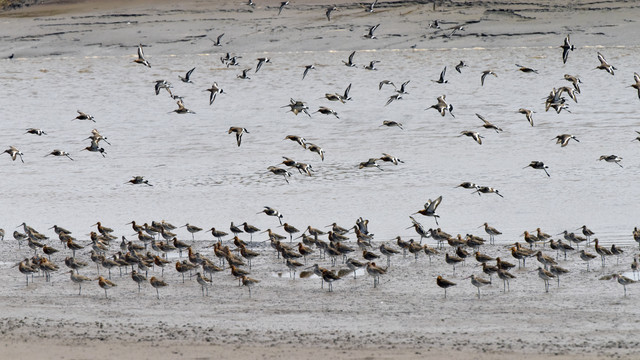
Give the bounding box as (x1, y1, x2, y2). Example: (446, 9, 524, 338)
(1, 45, 639, 246)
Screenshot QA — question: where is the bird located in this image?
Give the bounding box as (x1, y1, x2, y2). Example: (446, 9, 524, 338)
(179, 67, 195, 83)
(631, 72, 640, 99)
(481, 223, 502, 244)
(563, 74, 582, 93)
(73, 110, 95, 122)
(196, 272, 212, 296)
(259, 207, 284, 225)
(133, 43, 150, 68)
(359, 158, 383, 171)
(237, 68, 251, 79)
(598, 155, 623, 168)
(365, 262, 386, 288)
(241, 275, 260, 297)
(171, 99, 195, 114)
(480, 70, 498, 86)
(366, 0, 378, 12)
(206, 83, 223, 105)
(314, 106, 339, 118)
(4, 146, 24, 163)
(459, 131, 483, 145)
(474, 186, 503, 198)
(130, 270, 147, 293)
(25, 128, 46, 136)
(378, 153, 403, 165)
(534, 267, 555, 293)
(284, 135, 307, 149)
(524, 161, 550, 177)
(127, 176, 152, 186)
(515, 64, 538, 73)
(385, 94, 402, 106)
(396, 80, 410, 94)
(307, 144, 325, 161)
(97, 276, 117, 298)
(283, 98, 310, 117)
(475, 113, 502, 132)
(339, 83, 352, 101)
(364, 60, 379, 71)
(455, 60, 467, 73)
(68, 270, 92, 295)
(149, 276, 168, 299)
(413, 196, 442, 225)
(343, 51, 356, 67)
(436, 275, 456, 298)
(380, 120, 403, 129)
(466, 274, 491, 298)
(379, 80, 395, 90)
(45, 149, 73, 161)
(277, 1, 289, 16)
(427, 95, 454, 117)
(82, 140, 106, 157)
(255, 57, 270, 73)
(85, 129, 110, 145)
(518, 108, 534, 126)
(228, 127, 249, 147)
(432, 66, 448, 84)
(560, 34, 575, 64)
(302, 64, 315, 80)
(211, 33, 224, 46)
(554, 134, 579, 147)
(596, 52, 615, 75)
(364, 24, 380, 39)
(325, 6, 337, 21)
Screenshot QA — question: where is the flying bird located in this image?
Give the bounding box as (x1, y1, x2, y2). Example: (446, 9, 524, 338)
(364, 24, 380, 39)
(480, 70, 498, 86)
(133, 44, 150, 68)
(302, 64, 315, 80)
(179, 67, 195, 83)
(560, 35, 575, 64)
(228, 127, 249, 147)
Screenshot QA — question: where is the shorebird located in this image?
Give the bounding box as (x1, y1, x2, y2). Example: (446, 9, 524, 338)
(343, 51, 356, 67)
(314, 106, 339, 118)
(436, 275, 456, 298)
(283, 98, 310, 117)
(563, 74, 581, 93)
(497, 268, 515, 292)
(267, 166, 292, 184)
(255, 57, 270, 73)
(25, 128, 46, 136)
(133, 44, 150, 68)
(127, 176, 152, 186)
(595, 52, 615, 75)
(364, 24, 380, 39)
(366, 262, 386, 288)
(598, 155, 623, 168)
(479, 223, 501, 245)
(524, 161, 550, 177)
(518, 108, 534, 126)
(380, 120, 403, 129)
(284, 135, 307, 149)
(560, 34, 575, 64)
(480, 70, 497, 86)
(459, 131, 483, 145)
(211, 33, 224, 46)
(630, 72, 640, 98)
(554, 134, 579, 147)
(154, 79, 172, 96)
(396, 80, 410, 94)
(385, 94, 402, 106)
(4, 146, 24, 163)
(364, 60, 379, 70)
(45, 149, 73, 161)
(149, 276, 167, 299)
(455, 60, 467, 73)
(475, 113, 502, 132)
(325, 6, 337, 21)
(445, 253, 463, 275)
(237, 68, 251, 79)
(534, 266, 555, 293)
(339, 83, 352, 101)
(378, 80, 395, 90)
(302, 64, 315, 80)
(378, 153, 403, 165)
(171, 99, 195, 114)
(594, 239, 613, 267)
(413, 196, 442, 225)
(466, 274, 491, 298)
(473, 186, 503, 198)
(205, 83, 223, 105)
(515, 64, 538, 74)
(427, 95, 454, 117)
(307, 143, 325, 161)
(73, 110, 95, 122)
(82, 140, 106, 157)
(68, 270, 92, 295)
(179, 67, 195, 83)
(366, 0, 377, 12)
(602, 273, 637, 297)
(259, 206, 284, 225)
(277, 1, 288, 15)
(241, 275, 260, 297)
(180, 223, 202, 240)
(446, 24, 465, 37)
(432, 66, 448, 84)
(228, 127, 249, 147)
(85, 129, 110, 145)
(359, 158, 383, 171)
(379, 243, 399, 268)
(130, 270, 147, 293)
(97, 276, 116, 298)
(195, 272, 212, 296)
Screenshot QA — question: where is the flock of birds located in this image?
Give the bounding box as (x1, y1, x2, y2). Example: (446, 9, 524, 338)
(8, 209, 640, 299)
(4, 1, 640, 301)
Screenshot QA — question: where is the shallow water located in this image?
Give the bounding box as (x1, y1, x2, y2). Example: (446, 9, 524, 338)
(1, 45, 639, 246)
